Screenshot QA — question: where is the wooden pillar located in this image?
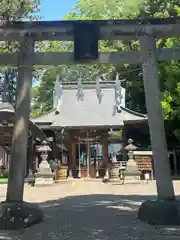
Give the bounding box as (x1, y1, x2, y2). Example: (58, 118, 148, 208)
(140, 34, 175, 200)
(72, 139, 76, 169)
(67, 136, 76, 178)
(87, 141, 90, 178)
(6, 35, 34, 202)
(102, 133, 109, 178)
(122, 125, 128, 161)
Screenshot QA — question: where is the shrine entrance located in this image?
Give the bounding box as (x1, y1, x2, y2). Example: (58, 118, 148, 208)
(1, 17, 180, 226)
(76, 140, 90, 178)
(73, 130, 104, 178)
(75, 140, 103, 178)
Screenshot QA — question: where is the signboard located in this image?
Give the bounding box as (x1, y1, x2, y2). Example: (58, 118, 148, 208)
(134, 155, 152, 171)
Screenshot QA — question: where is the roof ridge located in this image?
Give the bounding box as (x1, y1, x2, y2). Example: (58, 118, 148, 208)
(120, 106, 147, 118)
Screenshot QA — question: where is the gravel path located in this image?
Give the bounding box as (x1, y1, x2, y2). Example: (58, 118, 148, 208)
(0, 181, 180, 239)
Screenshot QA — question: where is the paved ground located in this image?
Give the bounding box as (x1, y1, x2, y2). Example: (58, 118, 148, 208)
(0, 180, 180, 239)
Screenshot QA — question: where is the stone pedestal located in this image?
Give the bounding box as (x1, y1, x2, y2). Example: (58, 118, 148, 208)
(35, 160, 54, 185)
(109, 163, 120, 182)
(138, 200, 180, 225)
(25, 172, 35, 187)
(67, 169, 74, 179)
(103, 169, 109, 183)
(0, 201, 43, 230)
(124, 159, 141, 183)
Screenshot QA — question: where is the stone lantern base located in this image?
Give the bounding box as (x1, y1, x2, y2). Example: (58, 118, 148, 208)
(123, 159, 141, 183)
(35, 173, 54, 185)
(35, 160, 54, 186)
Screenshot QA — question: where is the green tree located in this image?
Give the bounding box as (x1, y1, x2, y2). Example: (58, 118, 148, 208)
(0, 0, 39, 53)
(0, 0, 39, 21)
(0, 0, 40, 107)
(33, 0, 180, 142)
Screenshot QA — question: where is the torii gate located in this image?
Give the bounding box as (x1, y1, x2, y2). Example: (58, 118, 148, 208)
(0, 18, 180, 227)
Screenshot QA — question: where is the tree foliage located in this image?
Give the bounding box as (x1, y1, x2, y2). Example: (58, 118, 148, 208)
(0, 0, 40, 112)
(0, 0, 39, 21)
(31, 0, 180, 140)
(0, 0, 39, 54)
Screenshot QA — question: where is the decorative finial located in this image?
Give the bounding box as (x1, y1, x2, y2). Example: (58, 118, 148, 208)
(96, 77, 103, 104)
(54, 75, 63, 112)
(76, 78, 84, 101)
(56, 75, 59, 82)
(54, 75, 63, 96)
(54, 75, 59, 89)
(115, 72, 121, 89)
(116, 72, 119, 81)
(114, 73, 122, 112)
(124, 138, 137, 152)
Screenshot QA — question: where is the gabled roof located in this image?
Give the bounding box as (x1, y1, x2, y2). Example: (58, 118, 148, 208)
(32, 87, 147, 128)
(32, 109, 56, 123)
(51, 88, 146, 128)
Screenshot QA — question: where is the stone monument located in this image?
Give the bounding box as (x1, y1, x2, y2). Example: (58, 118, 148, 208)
(123, 139, 141, 183)
(35, 144, 54, 185)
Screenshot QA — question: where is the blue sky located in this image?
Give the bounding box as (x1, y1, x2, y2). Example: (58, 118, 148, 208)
(40, 0, 78, 20)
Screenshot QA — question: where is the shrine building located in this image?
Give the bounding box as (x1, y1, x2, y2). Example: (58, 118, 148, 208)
(32, 78, 148, 178)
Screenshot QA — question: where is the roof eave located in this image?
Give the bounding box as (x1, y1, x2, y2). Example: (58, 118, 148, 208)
(121, 106, 147, 119)
(31, 108, 57, 123)
(123, 119, 148, 124)
(50, 124, 124, 130)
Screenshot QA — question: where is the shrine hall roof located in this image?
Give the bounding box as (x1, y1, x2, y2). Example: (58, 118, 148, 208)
(32, 109, 57, 124)
(33, 87, 147, 128)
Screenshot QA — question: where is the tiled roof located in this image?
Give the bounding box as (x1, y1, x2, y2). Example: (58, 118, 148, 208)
(32, 109, 57, 123)
(33, 87, 147, 128)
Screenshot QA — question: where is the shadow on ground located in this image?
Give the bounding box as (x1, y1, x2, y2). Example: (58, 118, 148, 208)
(0, 194, 180, 239)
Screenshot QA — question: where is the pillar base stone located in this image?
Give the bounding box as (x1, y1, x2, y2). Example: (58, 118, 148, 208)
(0, 201, 43, 230)
(25, 174, 35, 187)
(138, 199, 180, 225)
(68, 169, 74, 179)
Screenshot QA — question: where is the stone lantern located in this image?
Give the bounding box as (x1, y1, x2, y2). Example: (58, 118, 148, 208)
(123, 139, 141, 183)
(35, 144, 54, 185)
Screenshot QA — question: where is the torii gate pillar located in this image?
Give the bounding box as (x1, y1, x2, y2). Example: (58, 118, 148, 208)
(0, 35, 43, 230)
(138, 33, 180, 225)
(6, 35, 34, 202)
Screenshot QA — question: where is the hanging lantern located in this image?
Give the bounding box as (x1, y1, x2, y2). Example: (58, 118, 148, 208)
(76, 78, 84, 101)
(96, 77, 103, 104)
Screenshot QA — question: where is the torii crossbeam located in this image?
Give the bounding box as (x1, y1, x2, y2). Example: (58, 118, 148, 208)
(0, 17, 180, 40)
